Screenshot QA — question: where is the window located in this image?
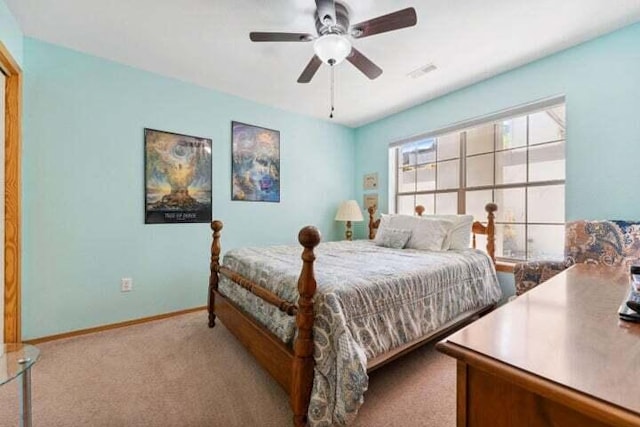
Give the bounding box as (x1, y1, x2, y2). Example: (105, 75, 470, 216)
(390, 102, 566, 262)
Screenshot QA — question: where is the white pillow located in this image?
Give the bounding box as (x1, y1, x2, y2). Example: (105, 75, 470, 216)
(375, 227, 412, 249)
(423, 215, 474, 250)
(373, 214, 391, 244)
(385, 214, 453, 251)
(386, 214, 416, 232)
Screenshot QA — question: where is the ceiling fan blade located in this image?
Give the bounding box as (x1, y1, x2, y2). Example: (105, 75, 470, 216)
(297, 55, 323, 83)
(315, 0, 337, 26)
(250, 32, 313, 42)
(347, 48, 382, 80)
(350, 7, 417, 39)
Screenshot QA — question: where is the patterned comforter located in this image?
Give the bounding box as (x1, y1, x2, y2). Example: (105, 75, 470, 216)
(218, 240, 501, 426)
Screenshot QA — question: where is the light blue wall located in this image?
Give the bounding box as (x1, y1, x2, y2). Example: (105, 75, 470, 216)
(22, 38, 355, 339)
(0, 0, 22, 65)
(354, 22, 640, 296)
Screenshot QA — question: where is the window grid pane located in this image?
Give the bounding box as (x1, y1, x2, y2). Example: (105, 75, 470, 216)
(529, 106, 566, 145)
(528, 141, 565, 182)
(496, 223, 526, 260)
(397, 195, 416, 215)
(415, 139, 436, 165)
(499, 116, 527, 150)
(437, 159, 460, 190)
(416, 164, 436, 191)
(466, 153, 494, 187)
(398, 166, 417, 193)
(415, 194, 435, 215)
(437, 133, 460, 161)
(466, 123, 495, 155)
(528, 224, 564, 261)
(495, 148, 527, 185)
(495, 187, 525, 223)
(435, 192, 458, 214)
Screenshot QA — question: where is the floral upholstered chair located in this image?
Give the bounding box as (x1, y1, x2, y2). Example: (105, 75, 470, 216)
(514, 220, 640, 296)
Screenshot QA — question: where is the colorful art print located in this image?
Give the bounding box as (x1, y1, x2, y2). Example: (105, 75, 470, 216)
(231, 121, 280, 202)
(363, 172, 378, 190)
(144, 128, 212, 224)
(363, 193, 379, 211)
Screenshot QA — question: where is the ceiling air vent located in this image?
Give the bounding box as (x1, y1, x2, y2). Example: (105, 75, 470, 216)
(407, 63, 437, 79)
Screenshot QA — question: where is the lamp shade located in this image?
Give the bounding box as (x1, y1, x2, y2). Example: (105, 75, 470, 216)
(314, 34, 352, 65)
(335, 200, 364, 222)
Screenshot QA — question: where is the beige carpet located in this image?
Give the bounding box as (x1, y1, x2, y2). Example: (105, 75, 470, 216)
(0, 311, 455, 426)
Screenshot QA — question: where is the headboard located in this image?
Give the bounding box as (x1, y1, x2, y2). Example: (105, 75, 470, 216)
(367, 203, 497, 263)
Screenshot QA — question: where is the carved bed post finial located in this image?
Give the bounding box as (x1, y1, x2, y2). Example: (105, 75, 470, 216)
(291, 226, 321, 427)
(208, 220, 223, 328)
(368, 206, 376, 240)
(415, 205, 425, 216)
(368, 206, 381, 240)
(485, 203, 498, 263)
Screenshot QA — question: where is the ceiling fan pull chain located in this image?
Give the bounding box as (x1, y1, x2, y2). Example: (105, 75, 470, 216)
(330, 62, 335, 119)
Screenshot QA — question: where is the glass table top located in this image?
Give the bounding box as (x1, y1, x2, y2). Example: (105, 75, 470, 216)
(0, 344, 40, 386)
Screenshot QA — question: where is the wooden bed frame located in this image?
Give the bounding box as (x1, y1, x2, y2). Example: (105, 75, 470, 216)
(208, 203, 498, 426)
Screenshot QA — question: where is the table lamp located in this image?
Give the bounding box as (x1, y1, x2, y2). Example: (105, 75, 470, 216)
(335, 200, 364, 241)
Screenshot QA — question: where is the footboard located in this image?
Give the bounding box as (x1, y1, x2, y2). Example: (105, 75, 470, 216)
(207, 222, 321, 427)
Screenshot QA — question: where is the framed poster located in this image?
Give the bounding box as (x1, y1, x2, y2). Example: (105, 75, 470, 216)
(231, 121, 280, 202)
(364, 193, 379, 211)
(144, 128, 212, 224)
(363, 172, 378, 190)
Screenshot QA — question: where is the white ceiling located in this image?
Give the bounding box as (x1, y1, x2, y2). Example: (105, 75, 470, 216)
(7, 0, 640, 127)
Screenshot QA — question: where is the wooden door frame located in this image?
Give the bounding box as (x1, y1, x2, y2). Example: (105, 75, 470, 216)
(0, 41, 22, 342)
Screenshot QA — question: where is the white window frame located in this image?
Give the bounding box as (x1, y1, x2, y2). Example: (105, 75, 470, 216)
(388, 96, 566, 262)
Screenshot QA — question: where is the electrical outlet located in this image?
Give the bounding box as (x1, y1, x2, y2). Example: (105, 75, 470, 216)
(121, 277, 133, 292)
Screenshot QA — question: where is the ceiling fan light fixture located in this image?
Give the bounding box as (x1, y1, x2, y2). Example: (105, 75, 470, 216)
(313, 34, 351, 65)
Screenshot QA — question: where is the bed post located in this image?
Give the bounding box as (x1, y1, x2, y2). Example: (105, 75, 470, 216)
(368, 206, 375, 239)
(208, 220, 223, 328)
(368, 206, 380, 240)
(291, 226, 321, 427)
(485, 203, 497, 263)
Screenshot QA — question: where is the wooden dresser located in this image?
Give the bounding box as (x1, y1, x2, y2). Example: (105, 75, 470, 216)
(437, 264, 640, 427)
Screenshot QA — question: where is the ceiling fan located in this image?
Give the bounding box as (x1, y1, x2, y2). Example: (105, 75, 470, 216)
(249, 0, 417, 83)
